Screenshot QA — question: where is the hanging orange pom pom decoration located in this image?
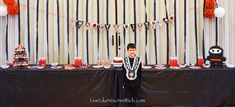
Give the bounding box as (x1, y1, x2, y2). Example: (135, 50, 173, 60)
(7, 3, 19, 16)
(204, 0, 216, 19)
(204, 9, 215, 19)
(2, 0, 19, 16)
(3, 0, 15, 5)
(206, 0, 216, 8)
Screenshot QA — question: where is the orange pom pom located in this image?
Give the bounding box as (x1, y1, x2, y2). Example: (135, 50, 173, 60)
(204, 9, 215, 19)
(204, 0, 216, 19)
(7, 3, 19, 16)
(3, 0, 15, 5)
(209, 0, 216, 8)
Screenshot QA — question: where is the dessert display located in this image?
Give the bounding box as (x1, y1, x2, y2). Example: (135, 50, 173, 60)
(113, 56, 123, 67)
(13, 45, 29, 68)
(113, 56, 123, 64)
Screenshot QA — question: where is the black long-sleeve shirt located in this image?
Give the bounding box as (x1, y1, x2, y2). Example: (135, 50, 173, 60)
(122, 57, 142, 88)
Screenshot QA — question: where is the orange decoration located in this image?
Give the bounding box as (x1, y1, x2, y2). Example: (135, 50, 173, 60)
(3, 0, 19, 16)
(204, 0, 216, 19)
(3, 0, 15, 5)
(204, 9, 215, 18)
(205, 0, 216, 8)
(7, 3, 19, 16)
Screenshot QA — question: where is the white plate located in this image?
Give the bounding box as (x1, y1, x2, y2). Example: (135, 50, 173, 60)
(189, 66, 201, 69)
(31, 66, 38, 69)
(179, 64, 187, 68)
(92, 65, 103, 68)
(104, 65, 111, 69)
(155, 66, 166, 70)
(112, 63, 122, 67)
(203, 64, 211, 68)
(1, 65, 9, 69)
(51, 63, 58, 67)
(37, 66, 45, 69)
(227, 64, 235, 68)
(113, 64, 122, 67)
(51, 66, 62, 69)
(142, 66, 152, 69)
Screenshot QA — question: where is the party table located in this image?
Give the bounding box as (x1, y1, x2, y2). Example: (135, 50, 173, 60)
(116, 66, 235, 107)
(0, 65, 235, 107)
(0, 65, 117, 107)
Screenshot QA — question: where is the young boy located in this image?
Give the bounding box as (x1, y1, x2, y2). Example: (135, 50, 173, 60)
(122, 43, 142, 107)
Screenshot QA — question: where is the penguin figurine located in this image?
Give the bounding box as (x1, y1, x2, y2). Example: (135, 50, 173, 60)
(206, 45, 226, 67)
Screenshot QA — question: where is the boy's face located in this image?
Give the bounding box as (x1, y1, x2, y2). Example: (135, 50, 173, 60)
(128, 48, 136, 58)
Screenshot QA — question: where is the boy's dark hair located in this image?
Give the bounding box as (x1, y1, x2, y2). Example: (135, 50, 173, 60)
(127, 43, 136, 50)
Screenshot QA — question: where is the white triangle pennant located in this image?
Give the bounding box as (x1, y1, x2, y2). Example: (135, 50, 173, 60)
(157, 20, 163, 27)
(137, 23, 143, 31)
(84, 22, 90, 30)
(124, 24, 129, 32)
(151, 21, 157, 29)
(169, 15, 174, 24)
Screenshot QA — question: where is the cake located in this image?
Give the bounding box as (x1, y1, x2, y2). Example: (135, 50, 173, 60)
(13, 45, 29, 68)
(113, 56, 123, 64)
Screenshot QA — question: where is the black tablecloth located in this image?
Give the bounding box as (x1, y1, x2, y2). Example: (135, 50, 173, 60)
(1, 65, 235, 107)
(0, 66, 117, 107)
(116, 67, 235, 107)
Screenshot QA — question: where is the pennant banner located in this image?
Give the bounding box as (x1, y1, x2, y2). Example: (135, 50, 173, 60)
(72, 15, 175, 32)
(77, 21, 83, 29)
(137, 23, 143, 31)
(144, 22, 149, 29)
(151, 21, 157, 29)
(163, 18, 169, 24)
(130, 24, 136, 32)
(105, 24, 111, 31)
